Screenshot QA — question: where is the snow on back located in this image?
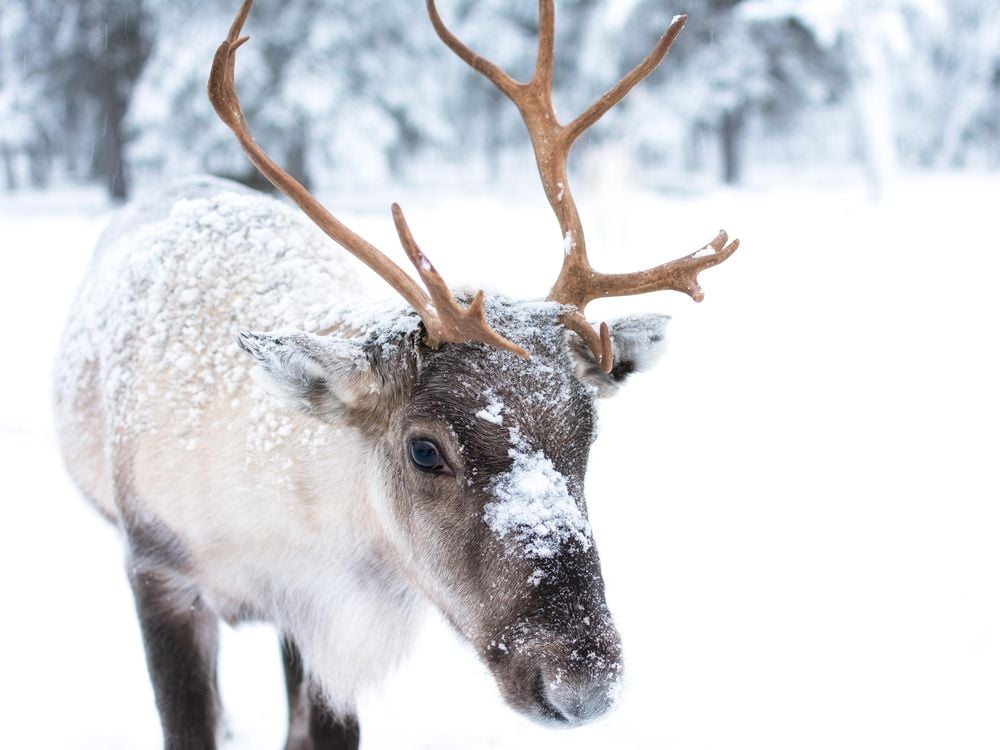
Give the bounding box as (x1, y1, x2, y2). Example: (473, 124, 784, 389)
(54, 179, 417, 473)
(483, 430, 592, 559)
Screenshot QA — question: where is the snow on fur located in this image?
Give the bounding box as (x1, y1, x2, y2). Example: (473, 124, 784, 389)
(484, 429, 592, 559)
(54, 179, 419, 471)
(475, 391, 504, 424)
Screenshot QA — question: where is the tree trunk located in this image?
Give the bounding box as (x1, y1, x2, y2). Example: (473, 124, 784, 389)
(842, 6, 897, 199)
(105, 94, 129, 201)
(683, 125, 703, 173)
(27, 138, 52, 189)
(285, 118, 311, 191)
(1, 145, 17, 191)
(485, 89, 504, 179)
(87, 3, 153, 202)
(720, 108, 745, 185)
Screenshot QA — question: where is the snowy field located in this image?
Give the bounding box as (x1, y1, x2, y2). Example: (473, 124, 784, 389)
(1, 171, 999, 749)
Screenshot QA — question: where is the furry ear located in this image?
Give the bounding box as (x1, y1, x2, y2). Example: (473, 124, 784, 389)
(236, 330, 379, 417)
(570, 313, 670, 397)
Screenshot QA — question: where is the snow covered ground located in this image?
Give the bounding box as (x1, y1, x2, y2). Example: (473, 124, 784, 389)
(1, 171, 998, 749)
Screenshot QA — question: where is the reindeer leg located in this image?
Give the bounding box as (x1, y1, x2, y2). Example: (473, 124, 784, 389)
(127, 556, 221, 750)
(281, 636, 360, 750)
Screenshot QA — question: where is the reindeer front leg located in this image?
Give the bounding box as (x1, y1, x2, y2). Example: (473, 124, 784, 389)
(127, 560, 222, 750)
(281, 637, 360, 750)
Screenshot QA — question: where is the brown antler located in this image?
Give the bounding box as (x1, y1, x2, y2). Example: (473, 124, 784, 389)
(428, 0, 739, 372)
(208, 0, 528, 359)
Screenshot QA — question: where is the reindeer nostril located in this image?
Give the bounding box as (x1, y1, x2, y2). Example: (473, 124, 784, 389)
(533, 669, 569, 723)
(535, 665, 616, 725)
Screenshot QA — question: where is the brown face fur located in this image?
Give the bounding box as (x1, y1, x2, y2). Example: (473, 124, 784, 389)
(368, 301, 622, 725)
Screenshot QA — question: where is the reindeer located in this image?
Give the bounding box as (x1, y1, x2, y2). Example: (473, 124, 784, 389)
(53, 1, 738, 748)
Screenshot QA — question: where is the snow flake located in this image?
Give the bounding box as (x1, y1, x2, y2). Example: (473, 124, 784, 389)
(563, 231, 574, 256)
(475, 391, 504, 424)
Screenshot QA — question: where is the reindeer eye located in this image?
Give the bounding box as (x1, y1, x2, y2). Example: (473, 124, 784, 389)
(409, 439, 446, 473)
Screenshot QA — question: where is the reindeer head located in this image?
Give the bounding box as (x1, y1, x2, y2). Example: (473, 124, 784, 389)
(211, 0, 738, 727)
(239, 300, 668, 723)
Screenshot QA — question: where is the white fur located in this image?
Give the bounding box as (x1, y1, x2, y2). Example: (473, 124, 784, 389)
(53, 177, 425, 711)
(609, 313, 670, 372)
(569, 313, 671, 396)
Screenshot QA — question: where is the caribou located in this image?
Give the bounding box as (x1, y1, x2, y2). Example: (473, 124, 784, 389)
(53, 1, 738, 748)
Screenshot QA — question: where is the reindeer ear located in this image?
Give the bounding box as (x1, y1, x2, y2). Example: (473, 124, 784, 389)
(236, 330, 378, 417)
(570, 314, 670, 396)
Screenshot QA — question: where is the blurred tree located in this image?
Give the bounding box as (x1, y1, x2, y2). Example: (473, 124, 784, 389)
(742, 0, 918, 195)
(0, 1, 64, 190)
(130, 0, 457, 190)
(903, 0, 1000, 167)
(80, 0, 154, 199)
(0, 0, 997, 196)
(620, 0, 846, 185)
(0, 4, 33, 190)
(11, 0, 151, 199)
(433, 0, 603, 176)
(1, 0, 152, 199)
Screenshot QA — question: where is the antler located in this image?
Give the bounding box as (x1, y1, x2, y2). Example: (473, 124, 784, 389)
(428, 0, 739, 372)
(208, 0, 528, 359)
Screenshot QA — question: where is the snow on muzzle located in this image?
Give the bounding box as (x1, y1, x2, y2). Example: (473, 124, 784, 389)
(483, 608, 623, 726)
(478, 433, 622, 724)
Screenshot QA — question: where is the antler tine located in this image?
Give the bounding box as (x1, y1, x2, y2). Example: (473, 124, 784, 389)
(563, 313, 614, 374)
(552, 231, 741, 310)
(210, 0, 527, 358)
(532, 0, 556, 91)
(564, 15, 687, 145)
(426, 0, 520, 99)
(391, 205, 529, 359)
(549, 231, 740, 372)
(589, 232, 741, 304)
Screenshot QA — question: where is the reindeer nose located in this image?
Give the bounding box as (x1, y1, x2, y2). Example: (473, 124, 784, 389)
(488, 609, 623, 726)
(538, 664, 619, 724)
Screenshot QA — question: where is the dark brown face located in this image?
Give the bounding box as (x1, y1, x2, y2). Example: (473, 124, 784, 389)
(378, 302, 623, 725)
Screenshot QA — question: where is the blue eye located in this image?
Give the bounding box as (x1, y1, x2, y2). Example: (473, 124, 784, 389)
(409, 439, 446, 472)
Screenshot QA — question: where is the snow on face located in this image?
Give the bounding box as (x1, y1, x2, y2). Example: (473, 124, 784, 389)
(475, 391, 504, 425)
(483, 428, 592, 559)
(422, 302, 597, 561)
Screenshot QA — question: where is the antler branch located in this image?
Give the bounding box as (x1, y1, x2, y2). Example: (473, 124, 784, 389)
(209, 0, 527, 359)
(563, 17, 686, 144)
(552, 231, 741, 309)
(427, 1, 738, 373)
(391, 205, 529, 357)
